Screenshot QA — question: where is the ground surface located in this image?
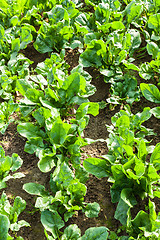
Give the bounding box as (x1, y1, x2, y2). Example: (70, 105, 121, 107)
(0, 44, 160, 240)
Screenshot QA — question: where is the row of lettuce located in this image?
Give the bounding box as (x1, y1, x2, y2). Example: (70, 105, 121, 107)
(0, 0, 160, 239)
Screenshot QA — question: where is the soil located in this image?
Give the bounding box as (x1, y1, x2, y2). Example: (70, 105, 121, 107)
(0, 42, 160, 240)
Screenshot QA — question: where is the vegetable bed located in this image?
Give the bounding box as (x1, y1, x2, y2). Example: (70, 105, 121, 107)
(0, 0, 160, 239)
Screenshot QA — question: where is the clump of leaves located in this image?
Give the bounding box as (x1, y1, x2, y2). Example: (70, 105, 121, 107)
(0, 192, 30, 240)
(0, 145, 25, 190)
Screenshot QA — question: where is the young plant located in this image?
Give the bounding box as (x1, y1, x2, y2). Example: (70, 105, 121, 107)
(0, 145, 24, 189)
(0, 192, 30, 240)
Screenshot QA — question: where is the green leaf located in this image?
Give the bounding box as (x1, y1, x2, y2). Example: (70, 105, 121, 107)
(111, 21, 125, 30)
(10, 220, 30, 231)
(49, 118, 71, 145)
(25, 89, 44, 103)
(0, 214, 9, 240)
(10, 153, 23, 172)
(84, 202, 100, 218)
(16, 79, 33, 96)
(17, 123, 46, 140)
(41, 210, 64, 239)
(62, 224, 81, 240)
(24, 137, 44, 154)
(58, 72, 83, 104)
(114, 198, 130, 225)
(11, 196, 26, 220)
(76, 102, 99, 119)
(83, 158, 109, 178)
(121, 188, 137, 208)
(150, 107, 160, 119)
(150, 143, 160, 170)
(11, 38, 20, 53)
(147, 42, 159, 58)
(131, 210, 151, 233)
(67, 181, 87, 201)
(79, 40, 106, 67)
(140, 83, 160, 103)
(23, 183, 48, 196)
(79, 226, 109, 240)
(38, 153, 56, 173)
(148, 13, 160, 31)
(123, 62, 139, 71)
(20, 25, 33, 49)
(53, 162, 74, 188)
(138, 140, 147, 161)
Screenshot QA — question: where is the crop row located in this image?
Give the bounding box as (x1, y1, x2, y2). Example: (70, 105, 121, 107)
(0, 0, 160, 239)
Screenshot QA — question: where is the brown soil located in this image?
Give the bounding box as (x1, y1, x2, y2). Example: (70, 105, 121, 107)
(0, 43, 160, 240)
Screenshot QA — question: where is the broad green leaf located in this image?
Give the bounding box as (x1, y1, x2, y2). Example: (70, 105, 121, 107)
(0, 156, 12, 173)
(53, 162, 74, 188)
(123, 145, 133, 156)
(129, 29, 141, 50)
(79, 226, 109, 240)
(121, 188, 137, 208)
(111, 21, 125, 30)
(116, 115, 130, 128)
(0, 214, 9, 240)
(10, 153, 23, 172)
(23, 183, 48, 196)
(58, 72, 85, 104)
(20, 26, 33, 49)
(24, 137, 44, 154)
(17, 123, 46, 140)
(131, 210, 151, 233)
(41, 210, 64, 238)
(76, 102, 99, 119)
(16, 79, 33, 96)
(11, 38, 20, 53)
(11, 197, 26, 220)
(150, 107, 160, 119)
(148, 164, 159, 181)
(140, 83, 160, 103)
(83, 158, 109, 178)
(147, 42, 159, 58)
(67, 181, 87, 200)
(25, 89, 44, 103)
(79, 40, 106, 67)
(114, 198, 130, 225)
(50, 118, 71, 145)
(150, 143, 160, 170)
(134, 157, 145, 177)
(123, 62, 139, 71)
(61, 224, 81, 240)
(148, 13, 160, 31)
(38, 154, 56, 173)
(84, 202, 100, 218)
(125, 2, 143, 24)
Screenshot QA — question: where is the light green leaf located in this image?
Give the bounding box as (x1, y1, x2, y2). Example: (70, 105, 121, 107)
(147, 42, 159, 58)
(150, 143, 160, 170)
(150, 107, 160, 119)
(140, 83, 160, 103)
(79, 226, 109, 240)
(83, 158, 109, 178)
(84, 202, 100, 218)
(41, 210, 64, 238)
(23, 183, 48, 196)
(50, 118, 71, 145)
(0, 214, 9, 240)
(62, 224, 81, 240)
